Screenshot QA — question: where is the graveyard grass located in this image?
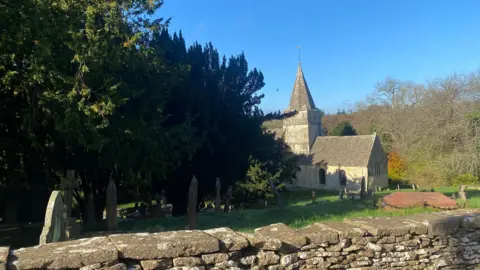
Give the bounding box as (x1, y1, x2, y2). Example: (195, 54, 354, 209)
(117, 186, 480, 233)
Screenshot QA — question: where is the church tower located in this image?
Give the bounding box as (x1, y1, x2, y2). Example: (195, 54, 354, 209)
(282, 63, 323, 155)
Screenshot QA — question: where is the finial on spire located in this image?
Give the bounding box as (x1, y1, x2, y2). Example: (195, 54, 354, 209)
(297, 46, 301, 64)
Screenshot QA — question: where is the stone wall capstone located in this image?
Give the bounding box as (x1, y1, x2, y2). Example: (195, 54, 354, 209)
(4, 209, 480, 270)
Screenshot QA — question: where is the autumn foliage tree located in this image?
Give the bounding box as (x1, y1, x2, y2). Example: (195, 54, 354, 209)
(387, 152, 407, 182)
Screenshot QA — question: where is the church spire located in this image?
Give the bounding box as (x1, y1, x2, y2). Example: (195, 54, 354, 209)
(286, 62, 317, 111)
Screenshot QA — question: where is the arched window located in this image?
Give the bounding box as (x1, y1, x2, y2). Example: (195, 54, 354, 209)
(319, 168, 326, 185)
(338, 169, 347, 186)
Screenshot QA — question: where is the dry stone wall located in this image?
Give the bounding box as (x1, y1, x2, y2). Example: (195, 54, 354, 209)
(3, 209, 480, 270)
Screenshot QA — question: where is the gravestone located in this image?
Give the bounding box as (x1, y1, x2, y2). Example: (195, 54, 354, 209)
(60, 170, 81, 239)
(458, 185, 467, 201)
(188, 176, 198, 229)
(224, 185, 233, 213)
(106, 178, 117, 231)
(215, 178, 222, 213)
(60, 170, 76, 218)
(360, 177, 366, 200)
(39, 191, 67, 244)
(86, 193, 96, 228)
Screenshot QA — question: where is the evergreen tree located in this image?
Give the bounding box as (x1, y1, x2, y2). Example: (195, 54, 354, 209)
(331, 121, 358, 136)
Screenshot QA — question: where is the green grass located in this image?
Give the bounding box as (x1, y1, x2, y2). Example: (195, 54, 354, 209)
(117, 186, 480, 233)
(118, 200, 157, 210)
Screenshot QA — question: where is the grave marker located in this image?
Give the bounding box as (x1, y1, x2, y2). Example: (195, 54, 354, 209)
(106, 178, 117, 231)
(360, 177, 366, 200)
(458, 185, 467, 201)
(86, 192, 96, 228)
(215, 178, 221, 213)
(39, 191, 67, 244)
(188, 176, 198, 229)
(224, 185, 233, 213)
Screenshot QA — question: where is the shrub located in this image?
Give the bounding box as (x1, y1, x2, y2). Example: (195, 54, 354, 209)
(451, 174, 479, 187)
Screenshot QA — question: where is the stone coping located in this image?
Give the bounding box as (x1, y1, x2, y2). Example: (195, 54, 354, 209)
(3, 209, 480, 270)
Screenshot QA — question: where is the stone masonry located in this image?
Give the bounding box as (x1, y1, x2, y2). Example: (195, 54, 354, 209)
(4, 209, 480, 270)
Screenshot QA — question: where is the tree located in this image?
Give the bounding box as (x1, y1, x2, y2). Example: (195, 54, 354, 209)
(331, 121, 358, 136)
(387, 152, 407, 182)
(0, 0, 192, 223)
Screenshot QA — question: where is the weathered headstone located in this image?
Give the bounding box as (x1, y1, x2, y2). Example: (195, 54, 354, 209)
(60, 170, 76, 218)
(360, 177, 366, 199)
(311, 190, 316, 203)
(60, 170, 81, 239)
(106, 178, 117, 231)
(224, 185, 233, 213)
(188, 176, 198, 229)
(215, 177, 222, 213)
(39, 191, 67, 244)
(86, 192, 96, 228)
(458, 185, 467, 201)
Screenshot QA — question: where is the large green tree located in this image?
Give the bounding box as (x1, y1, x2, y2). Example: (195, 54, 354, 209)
(331, 121, 358, 136)
(0, 0, 298, 226)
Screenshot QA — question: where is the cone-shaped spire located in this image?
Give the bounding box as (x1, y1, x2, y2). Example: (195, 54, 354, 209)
(286, 63, 317, 111)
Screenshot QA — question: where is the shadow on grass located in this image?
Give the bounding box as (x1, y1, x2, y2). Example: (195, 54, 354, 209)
(117, 191, 440, 233)
(0, 223, 42, 248)
(3, 187, 479, 248)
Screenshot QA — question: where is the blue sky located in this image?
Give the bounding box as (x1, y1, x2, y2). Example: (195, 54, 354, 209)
(155, 0, 480, 114)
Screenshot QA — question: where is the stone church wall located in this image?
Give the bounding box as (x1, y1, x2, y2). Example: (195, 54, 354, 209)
(296, 165, 368, 191)
(3, 209, 480, 270)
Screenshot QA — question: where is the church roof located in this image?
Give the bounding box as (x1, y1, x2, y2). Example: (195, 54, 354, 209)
(285, 63, 317, 111)
(309, 134, 377, 167)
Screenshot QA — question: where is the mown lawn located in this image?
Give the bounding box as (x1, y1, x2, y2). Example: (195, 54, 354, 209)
(117, 186, 480, 233)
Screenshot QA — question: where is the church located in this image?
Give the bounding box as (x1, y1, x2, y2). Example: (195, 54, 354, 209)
(269, 63, 389, 191)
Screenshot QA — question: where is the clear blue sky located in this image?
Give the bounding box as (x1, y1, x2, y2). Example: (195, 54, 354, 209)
(155, 0, 480, 114)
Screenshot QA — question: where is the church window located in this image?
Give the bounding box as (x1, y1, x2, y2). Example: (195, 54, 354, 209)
(375, 163, 380, 176)
(319, 168, 326, 185)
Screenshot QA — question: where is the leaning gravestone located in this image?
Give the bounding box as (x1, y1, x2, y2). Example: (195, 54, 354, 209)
(215, 178, 222, 213)
(106, 178, 117, 231)
(188, 176, 198, 229)
(39, 191, 67, 244)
